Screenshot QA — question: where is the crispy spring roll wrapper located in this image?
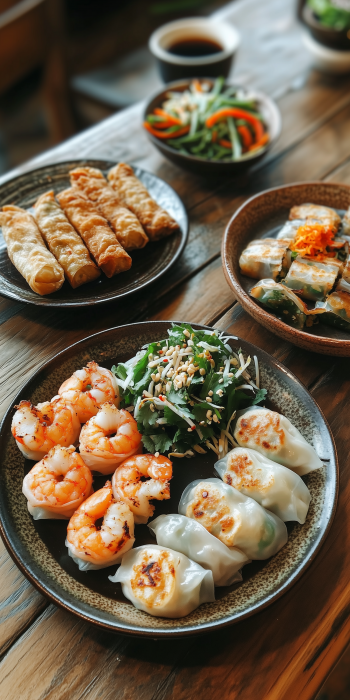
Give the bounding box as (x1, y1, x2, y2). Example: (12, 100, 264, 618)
(108, 162, 179, 241)
(34, 191, 100, 289)
(0, 205, 64, 295)
(69, 167, 148, 251)
(56, 188, 132, 278)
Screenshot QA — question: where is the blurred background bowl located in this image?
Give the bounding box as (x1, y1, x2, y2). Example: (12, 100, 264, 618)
(143, 78, 281, 177)
(149, 17, 240, 83)
(302, 31, 350, 73)
(302, 3, 350, 51)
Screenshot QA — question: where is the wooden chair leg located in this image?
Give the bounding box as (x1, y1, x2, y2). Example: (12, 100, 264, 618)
(41, 44, 76, 143)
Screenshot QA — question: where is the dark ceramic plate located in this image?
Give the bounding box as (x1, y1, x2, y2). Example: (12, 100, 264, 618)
(143, 79, 281, 177)
(0, 160, 188, 307)
(222, 181, 350, 357)
(0, 321, 338, 636)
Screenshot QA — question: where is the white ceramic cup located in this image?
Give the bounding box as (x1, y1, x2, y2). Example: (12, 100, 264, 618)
(149, 17, 240, 82)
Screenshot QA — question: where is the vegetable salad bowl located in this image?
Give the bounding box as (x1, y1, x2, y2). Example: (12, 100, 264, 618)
(143, 79, 281, 177)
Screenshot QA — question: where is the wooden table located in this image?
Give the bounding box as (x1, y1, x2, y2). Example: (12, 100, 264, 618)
(1, 0, 350, 697)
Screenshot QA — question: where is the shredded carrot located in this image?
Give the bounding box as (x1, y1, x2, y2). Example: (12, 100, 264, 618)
(237, 125, 253, 148)
(150, 120, 182, 129)
(212, 130, 218, 143)
(289, 222, 337, 258)
(153, 108, 182, 125)
(143, 122, 190, 139)
(206, 108, 265, 141)
(192, 79, 203, 93)
(219, 139, 232, 149)
(249, 132, 270, 151)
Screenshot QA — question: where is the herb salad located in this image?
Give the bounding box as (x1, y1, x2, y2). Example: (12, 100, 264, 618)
(112, 324, 266, 458)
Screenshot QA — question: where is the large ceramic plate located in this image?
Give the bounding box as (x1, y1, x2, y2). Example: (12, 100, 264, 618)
(222, 181, 350, 356)
(0, 321, 338, 636)
(0, 160, 188, 307)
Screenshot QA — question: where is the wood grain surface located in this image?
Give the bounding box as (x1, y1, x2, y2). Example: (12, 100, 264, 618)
(1, 0, 350, 697)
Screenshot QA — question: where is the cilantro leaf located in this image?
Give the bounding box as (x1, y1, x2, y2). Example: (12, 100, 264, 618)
(112, 363, 128, 381)
(137, 402, 159, 430)
(251, 387, 267, 405)
(166, 386, 187, 405)
(142, 433, 173, 454)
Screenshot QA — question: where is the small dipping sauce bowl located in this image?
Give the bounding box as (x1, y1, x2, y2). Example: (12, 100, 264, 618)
(149, 17, 240, 82)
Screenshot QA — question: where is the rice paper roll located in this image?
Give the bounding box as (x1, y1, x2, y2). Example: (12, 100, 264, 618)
(250, 278, 309, 329)
(315, 290, 350, 332)
(276, 219, 306, 241)
(239, 239, 291, 281)
(283, 257, 339, 301)
(34, 191, 100, 288)
(149, 513, 249, 586)
(289, 204, 341, 230)
(234, 407, 323, 476)
(337, 277, 350, 294)
(179, 478, 288, 560)
(215, 447, 311, 524)
(56, 188, 132, 278)
(109, 544, 215, 618)
(108, 162, 180, 241)
(0, 205, 64, 295)
(70, 166, 148, 251)
(343, 206, 350, 235)
(342, 254, 350, 284)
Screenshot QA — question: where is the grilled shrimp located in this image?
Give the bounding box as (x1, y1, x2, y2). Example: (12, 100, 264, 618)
(112, 453, 173, 524)
(22, 445, 92, 519)
(12, 397, 81, 461)
(58, 361, 119, 423)
(66, 481, 135, 570)
(79, 402, 142, 474)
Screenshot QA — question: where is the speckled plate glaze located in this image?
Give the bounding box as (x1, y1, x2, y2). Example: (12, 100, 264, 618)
(0, 160, 188, 307)
(222, 181, 350, 356)
(0, 322, 338, 636)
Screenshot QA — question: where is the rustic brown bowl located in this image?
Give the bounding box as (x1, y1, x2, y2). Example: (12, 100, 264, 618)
(222, 181, 350, 357)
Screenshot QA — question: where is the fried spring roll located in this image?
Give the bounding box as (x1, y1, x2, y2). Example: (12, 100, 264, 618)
(69, 167, 148, 251)
(0, 205, 64, 295)
(108, 163, 180, 241)
(34, 191, 100, 289)
(56, 188, 132, 278)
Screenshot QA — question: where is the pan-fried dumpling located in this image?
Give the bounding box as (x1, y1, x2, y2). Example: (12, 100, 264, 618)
(178, 478, 287, 560)
(109, 544, 215, 618)
(149, 513, 249, 586)
(215, 447, 311, 524)
(234, 407, 323, 476)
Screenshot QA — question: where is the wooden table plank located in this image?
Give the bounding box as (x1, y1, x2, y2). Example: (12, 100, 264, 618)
(0, 606, 195, 700)
(0, 540, 45, 657)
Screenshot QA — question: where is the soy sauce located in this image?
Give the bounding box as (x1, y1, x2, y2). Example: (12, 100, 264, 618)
(168, 37, 223, 57)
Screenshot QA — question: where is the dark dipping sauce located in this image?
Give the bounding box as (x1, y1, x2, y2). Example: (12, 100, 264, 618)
(167, 37, 223, 57)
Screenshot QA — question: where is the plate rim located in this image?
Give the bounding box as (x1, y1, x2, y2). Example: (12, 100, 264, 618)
(0, 320, 339, 636)
(0, 159, 189, 308)
(222, 180, 350, 356)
